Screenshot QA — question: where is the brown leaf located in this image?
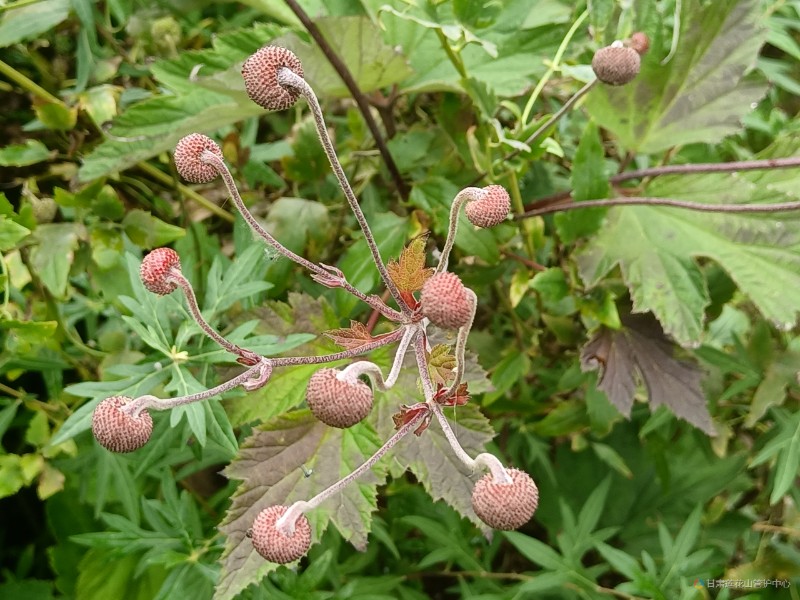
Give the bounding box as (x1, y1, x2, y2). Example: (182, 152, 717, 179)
(324, 320, 392, 350)
(387, 235, 434, 293)
(580, 313, 714, 435)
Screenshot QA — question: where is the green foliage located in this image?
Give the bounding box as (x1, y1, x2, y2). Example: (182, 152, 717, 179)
(2, 0, 800, 599)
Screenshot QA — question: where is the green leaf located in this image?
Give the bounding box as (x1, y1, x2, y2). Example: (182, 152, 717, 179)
(29, 223, 83, 297)
(770, 413, 800, 504)
(0, 140, 52, 166)
(0, 0, 70, 47)
(504, 531, 568, 571)
(122, 210, 185, 249)
(217, 411, 384, 600)
(0, 215, 31, 251)
(586, 0, 767, 153)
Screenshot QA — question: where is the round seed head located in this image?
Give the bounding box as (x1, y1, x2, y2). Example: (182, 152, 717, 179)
(465, 185, 511, 228)
(591, 45, 641, 86)
(174, 133, 223, 183)
(472, 468, 539, 530)
(629, 32, 650, 55)
(251, 505, 312, 564)
(306, 368, 373, 428)
(140, 247, 181, 295)
(242, 46, 304, 111)
(91, 396, 153, 453)
(420, 272, 472, 330)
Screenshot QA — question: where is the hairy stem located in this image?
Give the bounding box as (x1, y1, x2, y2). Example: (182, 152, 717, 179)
(516, 196, 800, 220)
(281, 0, 409, 200)
(200, 150, 402, 322)
(277, 68, 410, 315)
(122, 360, 272, 416)
(413, 331, 436, 401)
(437, 289, 477, 404)
(436, 187, 483, 274)
(338, 325, 416, 390)
(276, 409, 425, 534)
(270, 327, 407, 367)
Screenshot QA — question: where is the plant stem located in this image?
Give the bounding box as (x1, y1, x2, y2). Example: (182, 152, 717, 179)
(338, 325, 416, 390)
(281, 0, 409, 200)
(434, 28, 468, 79)
(270, 327, 407, 367)
(201, 151, 402, 321)
(435, 187, 483, 274)
(516, 196, 800, 220)
(276, 68, 410, 315)
(275, 409, 425, 534)
(413, 332, 435, 401)
(122, 361, 272, 416)
(507, 169, 536, 258)
(437, 289, 476, 404)
(0, 58, 64, 106)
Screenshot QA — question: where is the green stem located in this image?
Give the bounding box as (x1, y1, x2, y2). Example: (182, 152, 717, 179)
(435, 29, 468, 79)
(506, 169, 536, 259)
(0, 58, 64, 106)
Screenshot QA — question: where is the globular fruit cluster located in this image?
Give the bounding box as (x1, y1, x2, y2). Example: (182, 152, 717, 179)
(173, 133, 223, 184)
(91, 396, 153, 453)
(471, 468, 539, 530)
(242, 46, 304, 111)
(305, 368, 374, 428)
(466, 185, 511, 228)
(251, 505, 312, 564)
(140, 247, 181, 295)
(420, 272, 473, 330)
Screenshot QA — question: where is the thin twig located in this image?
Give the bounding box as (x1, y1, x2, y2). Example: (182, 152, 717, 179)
(282, 0, 409, 199)
(516, 196, 800, 220)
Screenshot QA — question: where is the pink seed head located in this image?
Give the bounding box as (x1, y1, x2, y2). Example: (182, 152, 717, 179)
(420, 272, 472, 330)
(140, 247, 181, 295)
(306, 368, 373, 428)
(251, 505, 312, 564)
(591, 45, 641, 86)
(91, 396, 153, 453)
(465, 185, 511, 228)
(471, 468, 539, 530)
(242, 46, 304, 111)
(174, 133, 223, 183)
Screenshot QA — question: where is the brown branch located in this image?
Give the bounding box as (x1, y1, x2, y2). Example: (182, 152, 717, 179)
(282, 0, 409, 199)
(522, 156, 800, 212)
(516, 196, 800, 220)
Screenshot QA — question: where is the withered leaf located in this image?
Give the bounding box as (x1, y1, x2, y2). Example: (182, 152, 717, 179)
(324, 320, 393, 350)
(387, 235, 434, 293)
(580, 313, 714, 435)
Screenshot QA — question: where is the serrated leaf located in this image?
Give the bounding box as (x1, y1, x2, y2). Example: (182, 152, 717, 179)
(122, 210, 185, 249)
(387, 236, 434, 293)
(216, 411, 384, 600)
(427, 344, 456, 387)
(586, 0, 767, 153)
(324, 321, 394, 350)
(580, 313, 714, 435)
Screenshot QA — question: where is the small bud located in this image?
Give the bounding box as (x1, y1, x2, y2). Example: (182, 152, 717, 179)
(140, 248, 181, 295)
(471, 468, 539, 530)
(251, 505, 312, 564)
(591, 45, 641, 86)
(306, 368, 373, 428)
(174, 133, 223, 183)
(628, 32, 650, 56)
(92, 396, 153, 453)
(242, 46, 304, 111)
(465, 185, 511, 228)
(420, 272, 472, 330)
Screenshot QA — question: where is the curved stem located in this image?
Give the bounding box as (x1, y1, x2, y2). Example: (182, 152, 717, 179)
(437, 289, 477, 404)
(436, 187, 483, 274)
(412, 330, 436, 402)
(122, 360, 272, 416)
(168, 270, 260, 364)
(429, 403, 512, 483)
(200, 150, 402, 322)
(270, 327, 407, 367)
(516, 196, 800, 220)
(337, 325, 416, 391)
(277, 68, 410, 315)
(276, 409, 425, 534)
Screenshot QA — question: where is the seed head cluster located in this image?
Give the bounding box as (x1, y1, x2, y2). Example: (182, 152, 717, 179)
(592, 45, 641, 86)
(471, 468, 539, 530)
(306, 368, 373, 428)
(242, 46, 304, 111)
(91, 396, 153, 453)
(465, 185, 511, 228)
(251, 505, 312, 564)
(174, 133, 223, 183)
(140, 247, 181, 296)
(420, 272, 472, 330)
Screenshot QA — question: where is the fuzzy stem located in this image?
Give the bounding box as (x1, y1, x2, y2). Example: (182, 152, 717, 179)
(200, 150, 403, 322)
(437, 289, 477, 404)
(429, 402, 512, 484)
(337, 325, 416, 390)
(276, 409, 425, 534)
(413, 331, 436, 401)
(276, 68, 410, 315)
(270, 327, 407, 368)
(167, 269, 260, 364)
(121, 360, 272, 417)
(435, 187, 483, 274)
(516, 196, 800, 220)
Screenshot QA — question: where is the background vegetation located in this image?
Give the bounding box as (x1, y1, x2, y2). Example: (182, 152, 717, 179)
(1, 0, 799, 598)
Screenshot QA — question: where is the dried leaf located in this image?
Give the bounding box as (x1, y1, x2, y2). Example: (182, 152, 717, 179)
(427, 344, 457, 386)
(217, 411, 384, 600)
(387, 235, 434, 293)
(580, 313, 714, 435)
(324, 320, 394, 350)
